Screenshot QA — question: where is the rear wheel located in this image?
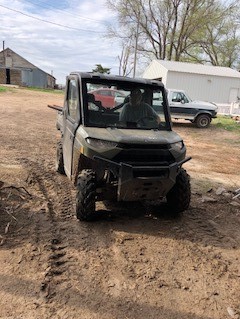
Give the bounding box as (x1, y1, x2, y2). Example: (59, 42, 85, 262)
(56, 141, 65, 175)
(195, 114, 211, 128)
(76, 169, 96, 221)
(166, 168, 191, 215)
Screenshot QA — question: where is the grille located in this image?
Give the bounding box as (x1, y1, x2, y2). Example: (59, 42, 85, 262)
(113, 146, 174, 165)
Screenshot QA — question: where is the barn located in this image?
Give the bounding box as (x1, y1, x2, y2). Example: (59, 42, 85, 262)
(0, 48, 56, 89)
(142, 60, 240, 105)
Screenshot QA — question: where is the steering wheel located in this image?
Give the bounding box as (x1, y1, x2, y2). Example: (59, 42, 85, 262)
(136, 116, 159, 127)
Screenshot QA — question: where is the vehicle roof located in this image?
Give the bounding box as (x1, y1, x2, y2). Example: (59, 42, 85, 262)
(167, 89, 186, 93)
(148, 60, 240, 78)
(69, 72, 164, 87)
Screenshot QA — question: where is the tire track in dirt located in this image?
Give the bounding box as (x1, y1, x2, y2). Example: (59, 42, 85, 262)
(21, 158, 76, 315)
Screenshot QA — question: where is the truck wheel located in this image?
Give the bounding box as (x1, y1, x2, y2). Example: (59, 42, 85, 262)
(195, 114, 211, 128)
(76, 169, 96, 221)
(166, 168, 191, 215)
(56, 141, 65, 175)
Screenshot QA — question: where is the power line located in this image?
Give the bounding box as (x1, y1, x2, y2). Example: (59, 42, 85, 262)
(23, 0, 105, 24)
(0, 4, 104, 33)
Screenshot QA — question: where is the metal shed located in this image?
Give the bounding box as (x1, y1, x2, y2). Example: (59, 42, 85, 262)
(0, 48, 56, 89)
(142, 60, 240, 105)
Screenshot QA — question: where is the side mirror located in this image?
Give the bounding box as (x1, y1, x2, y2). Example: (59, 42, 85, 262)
(181, 99, 185, 104)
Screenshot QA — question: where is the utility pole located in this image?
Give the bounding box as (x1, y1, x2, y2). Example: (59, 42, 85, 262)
(133, 20, 139, 78)
(3, 41, 6, 68)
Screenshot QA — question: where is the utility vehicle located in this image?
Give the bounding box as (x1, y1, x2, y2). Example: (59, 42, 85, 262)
(50, 72, 191, 221)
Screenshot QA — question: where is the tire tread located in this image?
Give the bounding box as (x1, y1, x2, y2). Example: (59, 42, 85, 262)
(166, 168, 191, 214)
(76, 169, 96, 221)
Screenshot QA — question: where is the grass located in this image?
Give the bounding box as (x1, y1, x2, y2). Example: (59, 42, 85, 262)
(212, 115, 240, 133)
(0, 85, 64, 94)
(25, 86, 64, 94)
(0, 86, 8, 93)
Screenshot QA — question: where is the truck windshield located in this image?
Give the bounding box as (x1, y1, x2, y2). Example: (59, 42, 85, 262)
(83, 80, 170, 130)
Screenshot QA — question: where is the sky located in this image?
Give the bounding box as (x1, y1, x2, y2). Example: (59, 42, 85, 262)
(0, 0, 122, 84)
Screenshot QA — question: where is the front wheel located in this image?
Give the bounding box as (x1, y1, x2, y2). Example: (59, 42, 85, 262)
(166, 168, 191, 215)
(76, 169, 96, 221)
(195, 114, 211, 128)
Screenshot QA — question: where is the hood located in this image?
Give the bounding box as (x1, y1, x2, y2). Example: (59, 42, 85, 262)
(191, 100, 218, 110)
(79, 126, 182, 145)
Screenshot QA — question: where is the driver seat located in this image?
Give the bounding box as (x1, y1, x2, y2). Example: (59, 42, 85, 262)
(87, 93, 103, 109)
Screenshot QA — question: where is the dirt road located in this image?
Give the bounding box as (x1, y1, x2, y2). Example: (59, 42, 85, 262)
(0, 88, 240, 319)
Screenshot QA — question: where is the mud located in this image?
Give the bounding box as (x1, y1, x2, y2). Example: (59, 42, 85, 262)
(0, 88, 240, 319)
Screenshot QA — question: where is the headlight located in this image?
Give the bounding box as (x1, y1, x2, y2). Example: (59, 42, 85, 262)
(211, 102, 218, 111)
(171, 141, 184, 151)
(86, 138, 118, 149)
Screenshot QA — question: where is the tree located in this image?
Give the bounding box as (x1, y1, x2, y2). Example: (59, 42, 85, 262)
(106, 0, 240, 72)
(117, 39, 135, 76)
(196, 5, 240, 68)
(92, 64, 111, 74)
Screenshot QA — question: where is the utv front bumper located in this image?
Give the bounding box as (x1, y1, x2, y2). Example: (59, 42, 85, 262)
(94, 156, 191, 201)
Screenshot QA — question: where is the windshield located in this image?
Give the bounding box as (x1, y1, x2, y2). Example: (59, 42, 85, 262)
(82, 79, 170, 130)
(167, 89, 192, 103)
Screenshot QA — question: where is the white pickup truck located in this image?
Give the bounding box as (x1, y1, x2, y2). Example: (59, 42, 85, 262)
(153, 89, 218, 128)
